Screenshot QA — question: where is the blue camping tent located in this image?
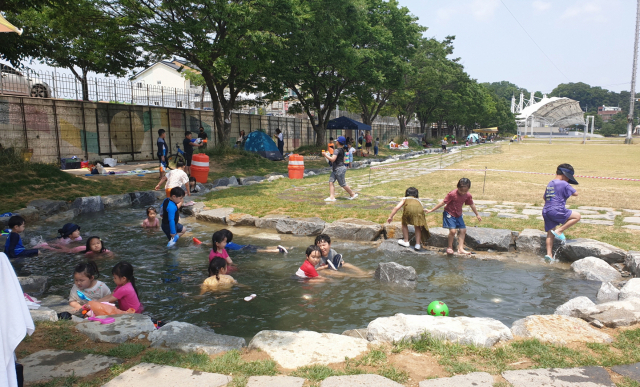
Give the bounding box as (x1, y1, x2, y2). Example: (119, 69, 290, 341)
(244, 131, 283, 161)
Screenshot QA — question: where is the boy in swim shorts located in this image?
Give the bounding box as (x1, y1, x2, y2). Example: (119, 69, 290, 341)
(161, 187, 187, 241)
(542, 163, 581, 261)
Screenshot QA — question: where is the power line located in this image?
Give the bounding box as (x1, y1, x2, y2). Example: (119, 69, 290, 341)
(499, 0, 571, 82)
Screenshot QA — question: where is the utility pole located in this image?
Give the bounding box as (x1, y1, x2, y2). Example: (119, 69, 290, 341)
(627, 0, 640, 144)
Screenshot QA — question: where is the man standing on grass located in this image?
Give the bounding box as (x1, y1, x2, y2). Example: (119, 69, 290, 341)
(183, 131, 202, 176)
(322, 136, 358, 202)
(198, 127, 208, 149)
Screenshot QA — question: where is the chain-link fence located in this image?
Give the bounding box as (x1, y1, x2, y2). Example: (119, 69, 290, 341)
(0, 95, 427, 164)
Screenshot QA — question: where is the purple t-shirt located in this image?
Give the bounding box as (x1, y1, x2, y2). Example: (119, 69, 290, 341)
(543, 179, 576, 210)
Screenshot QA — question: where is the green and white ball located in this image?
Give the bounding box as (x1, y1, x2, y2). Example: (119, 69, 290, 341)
(427, 301, 449, 316)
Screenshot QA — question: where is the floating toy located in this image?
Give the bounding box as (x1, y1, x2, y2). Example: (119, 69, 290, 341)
(84, 301, 135, 316)
(167, 235, 179, 248)
(193, 237, 202, 245)
(76, 290, 91, 302)
(427, 301, 449, 316)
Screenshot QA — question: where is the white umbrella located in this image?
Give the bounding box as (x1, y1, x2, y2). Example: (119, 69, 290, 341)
(0, 13, 23, 35)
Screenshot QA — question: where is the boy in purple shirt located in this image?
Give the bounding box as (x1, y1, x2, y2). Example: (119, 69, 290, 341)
(542, 163, 581, 261)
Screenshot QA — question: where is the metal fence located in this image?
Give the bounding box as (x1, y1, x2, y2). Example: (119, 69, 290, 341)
(0, 95, 425, 164)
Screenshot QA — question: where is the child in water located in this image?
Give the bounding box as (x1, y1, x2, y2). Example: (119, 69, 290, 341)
(387, 187, 431, 250)
(68, 261, 111, 311)
(161, 187, 187, 246)
(201, 257, 237, 292)
(314, 234, 367, 276)
(85, 236, 112, 257)
(209, 230, 232, 265)
(295, 245, 327, 280)
(4, 215, 39, 258)
(542, 163, 581, 261)
(57, 223, 83, 245)
(426, 178, 482, 255)
(142, 207, 159, 228)
(96, 261, 143, 313)
(221, 229, 288, 254)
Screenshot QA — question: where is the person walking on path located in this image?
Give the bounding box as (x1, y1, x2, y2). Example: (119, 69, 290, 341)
(365, 132, 373, 155)
(276, 129, 284, 156)
(542, 163, 581, 261)
(441, 138, 448, 153)
(322, 136, 358, 202)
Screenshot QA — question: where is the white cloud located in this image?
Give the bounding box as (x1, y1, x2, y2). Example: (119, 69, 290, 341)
(561, 1, 607, 22)
(532, 1, 551, 12)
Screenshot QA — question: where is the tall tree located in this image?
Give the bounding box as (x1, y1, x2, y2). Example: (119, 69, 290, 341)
(111, 0, 297, 145)
(481, 81, 529, 106)
(345, 0, 423, 126)
(6, 0, 141, 100)
(270, 0, 389, 145)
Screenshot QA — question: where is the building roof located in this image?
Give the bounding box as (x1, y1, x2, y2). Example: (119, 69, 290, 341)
(516, 97, 584, 127)
(131, 59, 200, 80)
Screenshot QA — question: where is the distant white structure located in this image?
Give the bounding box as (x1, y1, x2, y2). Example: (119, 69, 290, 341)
(131, 59, 198, 90)
(513, 95, 586, 137)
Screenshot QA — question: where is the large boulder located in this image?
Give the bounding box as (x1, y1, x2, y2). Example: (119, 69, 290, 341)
(76, 314, 156, 343)
(366, 313, 512, 348)
(15, 207, 40, 223)
(578, 298, 640, 328)
(45, 209, 79, 223)
(30, 307, 58, 322)
(322, 218, 383, 241)
(571, 257, 622, 282)
(626, 251, 640, 277)
(384, 222, 414, 240)
(516, 229, 561, 255)
(196, 208, 235, 224)
(463, 227, 512, 252)
(27, 199, 68, 217)
(597, 282, 621, 303)
(276, 217, 326, 236)
(71, 196, 104, 214)
(181, 202, 205, 216)
(559, 238, 627, 263)
(511, 315, 612, 344)
(102, 194, 132, 209)
(248, 330, 369, 369)
(21, 350, 120, 384)
(228, 176, 239, 186)
(554, 296, 596, 317)
(425, 227, 455, 248)
(39, 295, 76, 314)
(212, 177, 229, 187)
(373, 262, 416, 288)
(239, 176, 265, 185)
(255, 215, 291, 229)
(226, 213, 258, 227)
(620, 278, 640, 300)
(148, 321, 245, 355)
(18, 276, 48, 294)
(377, 239, 437, 256)
(129, 191, 158, 206)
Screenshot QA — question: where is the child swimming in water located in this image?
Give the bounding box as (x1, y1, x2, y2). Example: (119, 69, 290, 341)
(53, 223, 86, 253)
(142, 207, 159, 228)
(201, 257, 237, 292)
(68, 261, 111, 311)
(85, 236, 112, 257)
(295, 245, 327, 281)
(209, 230, 232, 265)
(221, 229, 288, 254)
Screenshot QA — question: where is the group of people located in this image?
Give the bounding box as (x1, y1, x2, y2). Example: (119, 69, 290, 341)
(384, 163, 580, 260)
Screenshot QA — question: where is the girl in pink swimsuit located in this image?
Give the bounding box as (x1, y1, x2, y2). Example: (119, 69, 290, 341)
(142, 207, 160, 228)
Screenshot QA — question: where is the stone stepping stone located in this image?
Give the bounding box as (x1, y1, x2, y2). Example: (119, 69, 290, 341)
(525, 206, 544, 210)
(624, 217, 640, 224)
(497, 213, 529, 220)
(612, 363, 640, 382)
(76, 313, 156, 343)
(463, 211, 491, 218)
(580, 219, 614, 226)
(148, 321, 245, 355)
(249, 330, 369, 369)
(21, 349, 120, 384)
(502, 367, 615, 386)
(579, 206, 615, 212)
(247, 376, 306, 387)
(419, 372, 494, 386)
(623, 225, 640, 231)
(624, 209, 640, 214)
(102, 363, 230, 387)
(502, 201, 532, 206)
(581, 214, 615, 220)
(608, 211, 622, 216)
(522, 209, 541, 216)
(494, 205, 515, 209)
(473, 200, 497, 205)
(320, 374, 403, 387)
(573, 209, 600, 215)
(485, 208, 515, 213)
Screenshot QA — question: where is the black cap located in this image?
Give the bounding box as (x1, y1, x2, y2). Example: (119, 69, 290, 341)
(559, 167, 578, 185)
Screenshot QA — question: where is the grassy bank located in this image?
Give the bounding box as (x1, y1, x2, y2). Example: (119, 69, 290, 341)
(18, 320, 640, 387)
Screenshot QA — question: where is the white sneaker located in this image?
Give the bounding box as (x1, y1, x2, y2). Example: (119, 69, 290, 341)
(348, 194, 359, 200)
(414, 244, 421, 251)
(324, 197, 336, 202)
(397, 240, 410, 247)
(277, 245, 288, 254)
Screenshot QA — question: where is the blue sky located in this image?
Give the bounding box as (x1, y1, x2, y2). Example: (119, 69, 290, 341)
(398, 0, 636, 93)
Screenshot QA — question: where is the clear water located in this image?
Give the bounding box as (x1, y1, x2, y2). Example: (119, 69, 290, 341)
(18, 208, 600, 340)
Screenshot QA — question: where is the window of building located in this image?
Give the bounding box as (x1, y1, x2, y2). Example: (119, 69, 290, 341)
(157, 80, 162, 85)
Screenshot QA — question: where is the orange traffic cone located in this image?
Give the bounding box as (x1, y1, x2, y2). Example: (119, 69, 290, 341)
(193, 237, 202, 245)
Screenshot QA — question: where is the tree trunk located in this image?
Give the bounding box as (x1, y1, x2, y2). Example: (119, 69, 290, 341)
(81, 69, 89, 101)
(397, 115, 407, 137)
(200, 85, 205, 109)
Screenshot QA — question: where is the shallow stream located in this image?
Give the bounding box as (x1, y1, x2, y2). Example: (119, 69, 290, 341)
(17, 208, 600, 340)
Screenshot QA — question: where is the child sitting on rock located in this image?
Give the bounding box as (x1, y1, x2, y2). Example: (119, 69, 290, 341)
(387, 187, 430, 251)
(96, 261, 143, 313)
(68, 261, 111, 311)
(295, 245, 327, 281)
(201, 257, 237, 292)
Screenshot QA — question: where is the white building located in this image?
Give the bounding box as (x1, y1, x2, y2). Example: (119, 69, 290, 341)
(130, 59, 198, 91)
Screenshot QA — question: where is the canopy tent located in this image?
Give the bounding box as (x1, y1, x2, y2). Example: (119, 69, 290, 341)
(467, 133, 480, 142)
(244, 130, 283, 161)
(326, 116, 372, 131)
(516, 97, 584, 127)
(0, 13, 22, 34)
(473, 127, 498, 133)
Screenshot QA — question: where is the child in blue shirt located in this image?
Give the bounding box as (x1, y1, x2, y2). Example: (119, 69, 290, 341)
(161, 187, 187, 246)
(220, 229, 287, 253)
(4, 215, 39, 258)
(157, 129, 169, 179)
